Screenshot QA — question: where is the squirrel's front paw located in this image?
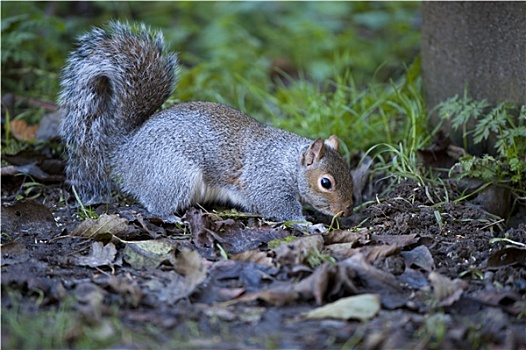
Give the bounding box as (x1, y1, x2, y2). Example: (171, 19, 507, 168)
(163, 214, 185, 225)
(291, 222, 328, 235)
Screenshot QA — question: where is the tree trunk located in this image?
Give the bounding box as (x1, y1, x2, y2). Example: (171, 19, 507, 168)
(421, 1, 526, 155)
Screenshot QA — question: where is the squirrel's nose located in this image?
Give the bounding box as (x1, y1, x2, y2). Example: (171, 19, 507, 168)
(342, 207, 353, 217)
(342, 202, 354, 217)
(334, 203, 353, 217)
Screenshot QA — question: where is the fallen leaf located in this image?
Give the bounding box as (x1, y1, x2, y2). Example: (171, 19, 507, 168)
(361, 244, 400, 262)
(71, 214, 131, 242)
(401, 245, 435, 271)
(75, 242, 118, 268)
(472, 290, 523, 315)
(217, 287, 245, 301)
(398, 267, 429, 289)
(106, 276, 143, 307)
(224, 287, 299, 307)
(198, 304, 237, 321)
(194, 260, 279, 304)
(370, 234, 420, 248)
(486, 247, 526, 269)
(173, 249, 207, 290)
(428, 271, 467, 306)
(340, 253, 409, 309)
(185, 207, 214, 246)
(324, 229, 370, 245)
(141, 263, 205, 304)
(123, 239, 177, 268)
(294, 263, 333, 305)
(73, 282, 107, 321)
(135, 213, 166, 238)
(322, 242, 357, 260)
(0, 163, 63, 183)
(304, 293, 381, 321)
(274, 234, 324, 266)
(230, 249, 274, 266)
(10, 119, 38, 141)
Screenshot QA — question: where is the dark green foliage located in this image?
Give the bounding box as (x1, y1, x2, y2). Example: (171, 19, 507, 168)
(438, 95, 526, 190)
(1, 3, 68, 98)
(1, 1, 422, 162)
(1, 1, 420, 107)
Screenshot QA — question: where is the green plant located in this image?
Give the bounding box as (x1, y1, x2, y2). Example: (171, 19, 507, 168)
(305, 247, 336, 268)
(16, 180, 46, 201)
(1, 5, 67, 98)
(413, 312, 450, 349)
(352, 58, 454, 203)
(72, 186, 99, 220)
(438, 95, 526, 191)
(1, 290, 144, 349)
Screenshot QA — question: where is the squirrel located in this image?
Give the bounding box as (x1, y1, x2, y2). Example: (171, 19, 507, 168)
(59, 21, 354, 222)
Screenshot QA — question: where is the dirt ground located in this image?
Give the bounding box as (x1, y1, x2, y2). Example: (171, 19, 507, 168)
(1, 144, 525, 349)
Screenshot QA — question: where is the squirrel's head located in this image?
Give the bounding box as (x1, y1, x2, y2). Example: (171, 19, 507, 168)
(299, 136, 354, 218)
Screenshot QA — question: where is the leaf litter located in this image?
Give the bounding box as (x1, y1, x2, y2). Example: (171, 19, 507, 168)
(1, 176, 525, 348)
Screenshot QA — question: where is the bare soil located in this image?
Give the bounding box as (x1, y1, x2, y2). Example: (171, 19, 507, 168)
(1, 144, 525, 349)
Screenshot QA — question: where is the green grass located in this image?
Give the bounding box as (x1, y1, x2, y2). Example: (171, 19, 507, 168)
(1, 289, 202, 349)
(2, 2, 421, 116)
(2, 292, 118, 349)
(1, 1, 423, 161)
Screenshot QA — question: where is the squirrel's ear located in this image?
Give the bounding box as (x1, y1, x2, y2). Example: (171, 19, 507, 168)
(325, 135, 340, 151)
(304, 138, 326, 166)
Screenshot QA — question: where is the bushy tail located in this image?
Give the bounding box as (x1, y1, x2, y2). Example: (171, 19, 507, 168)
(59, 21, 178, 205)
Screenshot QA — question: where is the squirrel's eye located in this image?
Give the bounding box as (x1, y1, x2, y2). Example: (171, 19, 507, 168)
(320, 177, 332, 189)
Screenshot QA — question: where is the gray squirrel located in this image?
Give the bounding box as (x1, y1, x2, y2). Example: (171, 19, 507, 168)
(59, 21, 354, 221)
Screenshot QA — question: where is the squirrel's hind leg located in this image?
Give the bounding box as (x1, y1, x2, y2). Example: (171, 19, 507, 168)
(114, 155, 200, 217)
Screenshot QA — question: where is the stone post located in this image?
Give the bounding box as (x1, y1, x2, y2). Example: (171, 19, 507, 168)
(421, 2, 526, 155)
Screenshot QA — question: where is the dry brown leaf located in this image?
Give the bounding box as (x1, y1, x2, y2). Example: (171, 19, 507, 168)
(371, 234, 420, 247)
(173, 249, 207, 290)
(324, 229, 371, 245)
(217, 287, 245, 301)
(107, 276, 143, 307)
(142, 271, 193, 304)
(322, 242, 357, 260)
(294, 263, 332, 305)
(227, 287, 299, 307)
(487, 247, 526, 268)
(73, 282, 107, 321)
(0, 241, 30, 266)
(71, 214, 130, 242)
(340, 253, 409, 309)
(230, 249, 274, 266)
(1, 199, 57, 237)
(361, 244, 400, 263)
(429, 271, 467, 306)
(274, 234, 324, 266)
(10, 119, 38, 141)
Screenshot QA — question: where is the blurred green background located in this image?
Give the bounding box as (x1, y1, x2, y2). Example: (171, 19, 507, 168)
(1, 1, 422, 153)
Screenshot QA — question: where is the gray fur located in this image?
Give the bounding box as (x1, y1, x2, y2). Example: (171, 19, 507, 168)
(59, 21, 354, 221)
(59, 21, 177, 204)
